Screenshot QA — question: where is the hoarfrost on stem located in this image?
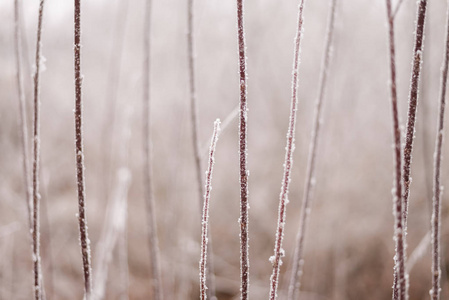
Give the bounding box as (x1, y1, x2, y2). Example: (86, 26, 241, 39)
(74, 0, 93, 298)
(429, 1, 449, 299)
(199, 120, 221, 300)
(31, 1, 47, 299)
(288, 1, 338, 299)
(236, 1, 250, 299)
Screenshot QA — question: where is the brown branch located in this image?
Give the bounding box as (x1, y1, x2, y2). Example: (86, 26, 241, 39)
(74, 0, 93, 298)
(402, 0, 427, 230)
(402, 1, 429, 219)
(31, 1, 46, 299)
(236, 0, 250, 298)
(398, 1, 428, 297)
(385, 1, 406, 299)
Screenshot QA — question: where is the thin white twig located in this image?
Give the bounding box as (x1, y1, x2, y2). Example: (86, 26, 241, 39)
(430, 2, 449, 299)
(287, 1, 336, 299)
(199, 120, 221, 300)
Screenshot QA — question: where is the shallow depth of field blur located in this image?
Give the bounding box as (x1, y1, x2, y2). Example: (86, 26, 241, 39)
(1, 0, 449, 299)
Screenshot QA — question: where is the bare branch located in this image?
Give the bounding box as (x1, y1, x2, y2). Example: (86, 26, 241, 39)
(236, 1, 250, 299)
(385, 1, 406, 299)
(31, 1, 46, 299)
(142, 1, 163, 299)
(392, 0, 408, 19)
(14, 0, 32, 232)
(287, 0, 337, 299)
(187, 0, 217, 297)
(430, 2, 449, 299)
(199, 120, 221, 300)
(74, 0, 93, 298)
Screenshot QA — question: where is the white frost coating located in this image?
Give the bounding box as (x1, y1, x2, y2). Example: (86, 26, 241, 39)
(39, 55, 47, 72)
(288, 0, 337, 299)
(237, 1, 250, 299)
(429, 2, 449, 299)
(31, 1, 47, 299)
(199, 120, 221, 300)
(396, 0, 429, 298)
(270, 1, 310, 300)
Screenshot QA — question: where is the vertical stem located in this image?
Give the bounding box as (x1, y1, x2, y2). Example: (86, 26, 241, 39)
(31, 1, 46, 299)
(236, 1, 249, 298)
(14, 0, 32, 231)
(74, 0, 93, 298)
(430, 3, 449, 299)
(199, 120, 221, 300)
(187, 0, 203, 215)
(402, 0, 427, 234)
(287, 1, 336, 299)
(187, 1, 217, 298)
(385, 1, 406, 299)
(40, 173, 54, 299)
(399, 1, 427, 298)
(392, 0, 408, 19)
(142, 1, 163, 299)
(101, 0, 129, 202)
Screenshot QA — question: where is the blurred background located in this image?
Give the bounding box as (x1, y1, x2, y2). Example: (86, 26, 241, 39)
(1, 0, 449, 299)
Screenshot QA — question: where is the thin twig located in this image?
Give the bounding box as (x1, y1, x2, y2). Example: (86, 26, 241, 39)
(40, 170, 54, 299)
(31, 1, 46, 299)
(14, 0, 32, 231)
(94, 104, 133, 300)
(74, 0, 93, 298)
(399, 1, 428, 298)
(392, 0, 408, 19)
(100, 0, 129, 202)
(286, 1, 336, 299)
(430, 3, 449, 299)
(199, 120, 221, 300)
(236, 0, 250, 298)
(92, 169, 131, 300)
(14, 6, 49, 294)
(201, 106, 239, 155)
(385, 1, 406, 299)
(187, 0, 204, 217)
(406, 231, 430, 274)
(142, 0, 163, 299)
(187, 0, 217, 298)
(402, 0, 427, 231)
